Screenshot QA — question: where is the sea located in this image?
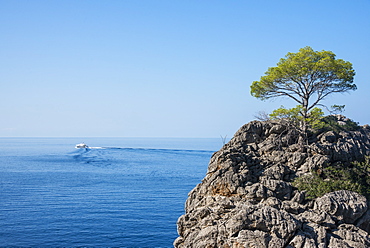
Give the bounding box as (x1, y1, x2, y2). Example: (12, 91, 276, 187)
(0, 137, 223, 247)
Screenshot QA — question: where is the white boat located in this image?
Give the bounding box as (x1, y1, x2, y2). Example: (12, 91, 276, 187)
(75, 143, 89, 149)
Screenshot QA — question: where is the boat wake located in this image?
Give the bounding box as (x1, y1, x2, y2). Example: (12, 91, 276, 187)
(71, 145, 214, 168)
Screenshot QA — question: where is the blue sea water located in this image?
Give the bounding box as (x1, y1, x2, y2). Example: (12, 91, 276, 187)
(0, 138, 222, 247)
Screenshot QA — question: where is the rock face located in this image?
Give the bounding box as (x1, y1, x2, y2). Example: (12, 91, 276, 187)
(175, 115, 370, 248)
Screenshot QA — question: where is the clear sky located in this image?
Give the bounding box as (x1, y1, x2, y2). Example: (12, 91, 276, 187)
(1, 0, 369, 138)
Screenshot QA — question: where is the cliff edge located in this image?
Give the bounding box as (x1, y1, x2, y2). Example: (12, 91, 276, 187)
(175, 115, 370, 248)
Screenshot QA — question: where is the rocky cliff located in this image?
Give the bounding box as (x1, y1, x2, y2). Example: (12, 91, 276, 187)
(175, 115, 370, 248)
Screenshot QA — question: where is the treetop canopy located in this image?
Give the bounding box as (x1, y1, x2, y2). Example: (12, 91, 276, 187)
(250, 46, 356, 112)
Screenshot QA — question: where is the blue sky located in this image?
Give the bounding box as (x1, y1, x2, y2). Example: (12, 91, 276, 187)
(1, 0, 369, 137)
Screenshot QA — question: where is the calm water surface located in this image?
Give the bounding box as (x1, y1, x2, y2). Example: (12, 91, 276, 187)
(0, 138, 221, 247)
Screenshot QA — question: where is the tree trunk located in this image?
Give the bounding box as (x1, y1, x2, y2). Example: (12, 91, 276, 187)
(301, 97, 309, 151)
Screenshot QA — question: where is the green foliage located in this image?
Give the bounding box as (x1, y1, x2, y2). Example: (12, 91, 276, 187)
(269, 105, 360, 135)
(269, 105, 324, 130)
(250, 46, 356, 128)
(250, 46, 356, 104)
(331, 104, 345, 114)
(351, 159, 370, 197)
(306, 107, 325, 130)
(318, 115, 360, 132)
(292, 173, 361, 200)
(269, 105, 302, 122)
(292, 158, 370, 199)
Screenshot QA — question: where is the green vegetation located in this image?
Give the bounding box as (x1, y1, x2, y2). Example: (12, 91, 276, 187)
(267, 106, 360, 141)
(292, 158, 370, 199)
(317, 115, 360, 132)
(269, 105, 324, 131)
(250, 46, 356, 134)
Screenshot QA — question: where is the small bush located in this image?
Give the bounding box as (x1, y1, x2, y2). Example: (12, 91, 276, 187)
(269, 105, 324, 130)
(292, 158, 370, 199)
(293, 172, 362, 199)
(317, 115, 360, 133)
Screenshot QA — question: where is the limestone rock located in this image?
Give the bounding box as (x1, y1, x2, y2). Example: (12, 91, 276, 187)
(356, 209, 370, 233)
(175, 116, 370, 247)
(314, 190, 368, 224)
